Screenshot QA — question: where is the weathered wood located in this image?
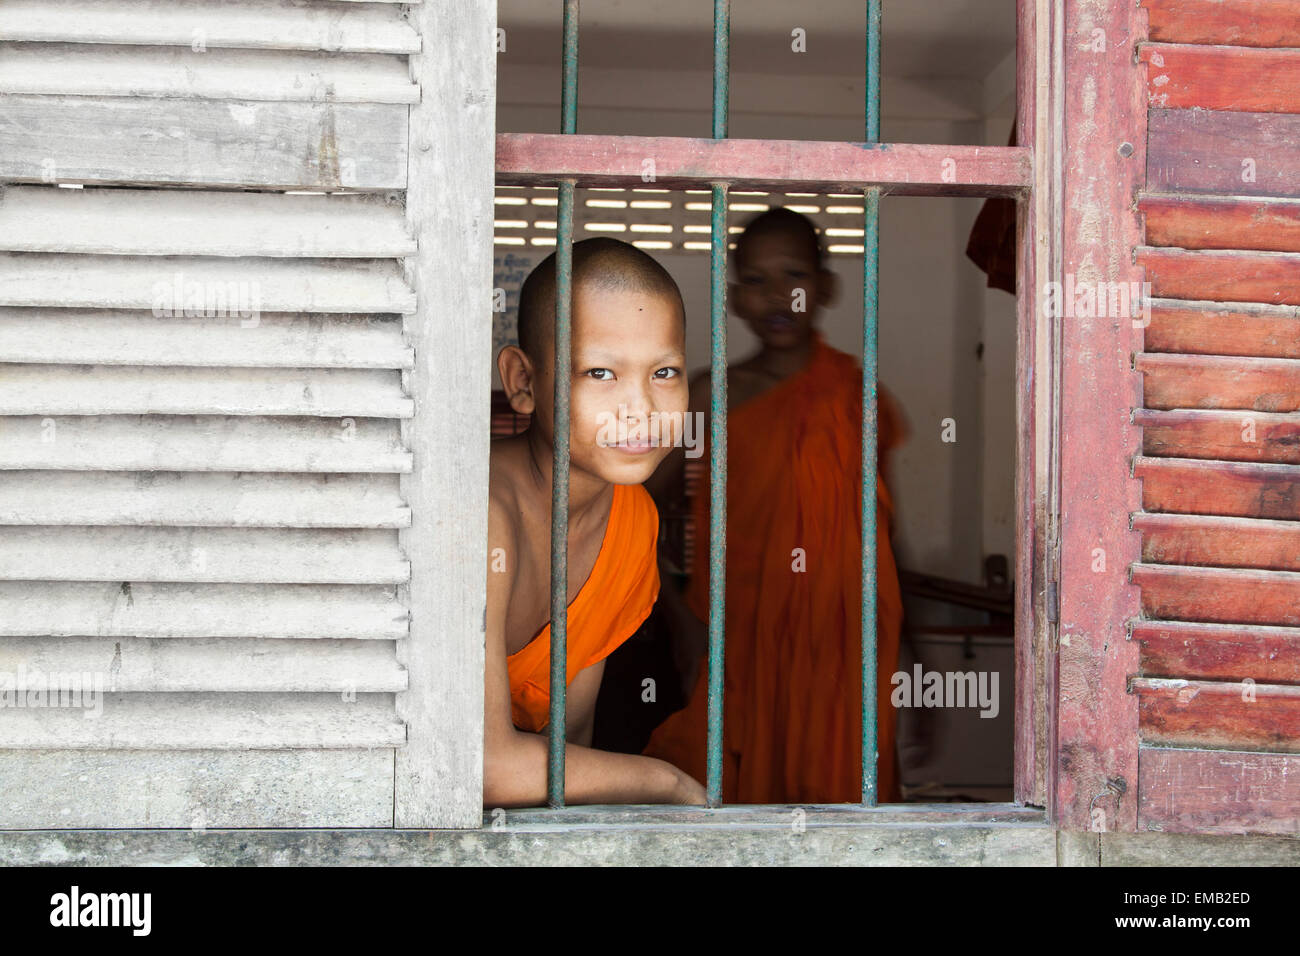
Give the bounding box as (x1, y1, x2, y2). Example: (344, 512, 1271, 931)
(1133, 619, 1300, 683)
(1134, 455, 1300, 519)
(1135, 408, 1300, 464)
(1141, 196, 1300, 254)
(1141, 0, 1300, 48)
(0, 309, 413, 370)
(1131, 562, 1300, 625)
(1133, 512, 1300, 571)
(1139, 747, 1300, 836)
(0, 365, 412, 418)
(1012, 0, 1056, 809)
(0, 750, 395, 828)
(0, 415, 413, 473)
(0, 527, 409, 584)
(1148, 109, 1300, 199)
(0, 582, 407, 640)
(0, 254, 416, 314)
(1055, 0, 1147, 831)
(0, 0, 421, 53)
(1137, 247, 1300, 307)
(498, 133, 1033, 197)
(1132, 677, 1300, 753)
(0, 187, 416, 258)
(1141, 44, 1300, 114)
(0, 95, 407, 190)
(395, 0, 494, 829)
(1145, 299, 1300, 359)
(0, 636, 405, 693)
(0, 472, 410, 529)
(0, 43, 420, 103)
(0, 693, 406, 749)
(1136, 352, 1300, 412)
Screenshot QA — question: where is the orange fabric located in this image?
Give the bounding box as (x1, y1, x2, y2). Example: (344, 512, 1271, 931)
(643, 334, 906, 804)
(507, 482, 661, 733)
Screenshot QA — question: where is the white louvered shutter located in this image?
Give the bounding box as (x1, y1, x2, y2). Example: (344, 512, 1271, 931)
(0, 0, 495, 828)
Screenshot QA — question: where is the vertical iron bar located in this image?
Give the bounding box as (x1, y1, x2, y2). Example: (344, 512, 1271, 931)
(865, 0, 881, 142)
(861, 0, 883, 807)
(712, 0, 730, 139)
(706, 182, 729, 807)
(561, 0, 579, 135)
(705, 0, 731, 809)
(548, 179, 575, 808)
(548, 0, 579, 808)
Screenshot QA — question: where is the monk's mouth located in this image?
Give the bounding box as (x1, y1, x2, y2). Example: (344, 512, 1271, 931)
(763, 313, 799, 331)
(612, 439, 658, 455)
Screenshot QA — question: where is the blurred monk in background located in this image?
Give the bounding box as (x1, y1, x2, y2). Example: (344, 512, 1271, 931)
(644, 208, 907, 804)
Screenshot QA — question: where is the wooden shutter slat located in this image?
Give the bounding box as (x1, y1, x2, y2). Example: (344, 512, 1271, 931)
(0, 415, 413, 473)
(1140, 43, 1300, 114)
(0, 472, 410, 529)
(0, 187, 417, 258)
(0, 750, 394, 828)
(1148, 108, 1300, 199)
(0, 527, 409, 584)
(1137, 246, 1300, 306)
(1136, 352, 1300, 411)
(1145, 299, 1300, 358)
(1141, 0, 1300, 48)
(1133, 512, 1300, 570)
(0, 582, 406, 639)
(1138, 747, 1300, 836)
(0, 43, 420, 103)
(0, 365, 413, 418)
(1132, 677, 1300, 753)
(0, 254, 416, 314)
(1135, 455, 1300, 519)
(0, 309, 414, 370)
(0, 0, 421, 54)
(1134, 408, 1300, 463)
(1141, 195, 1300, 253)
(0, 693, 406, 749)
(1133, 619, 1300, 683)
(0, 636, 406, 692)
(0, 95, 407, 190)
(1132, 562, 1300, 625)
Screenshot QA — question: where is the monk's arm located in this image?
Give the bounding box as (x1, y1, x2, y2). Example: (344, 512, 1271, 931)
(482, 501, 705, 808)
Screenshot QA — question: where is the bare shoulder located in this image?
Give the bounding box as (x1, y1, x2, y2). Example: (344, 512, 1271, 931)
(486, 439, 525, 575)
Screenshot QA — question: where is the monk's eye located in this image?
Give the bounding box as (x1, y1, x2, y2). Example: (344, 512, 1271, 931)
(585, 368, 615, 382)
(653, 367, 682, 380)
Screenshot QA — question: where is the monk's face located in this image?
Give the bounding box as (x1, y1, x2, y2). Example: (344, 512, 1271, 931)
(530, 283, 688, 486)
(731, 229, 835, 350)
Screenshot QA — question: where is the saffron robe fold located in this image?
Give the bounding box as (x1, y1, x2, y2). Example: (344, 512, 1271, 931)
(507, 482, 661, 734)
(643, 334, 906, 804)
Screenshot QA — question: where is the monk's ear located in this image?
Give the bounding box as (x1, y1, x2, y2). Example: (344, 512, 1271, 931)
(498, 345, 537, 416)
(817, 268, 839, 308)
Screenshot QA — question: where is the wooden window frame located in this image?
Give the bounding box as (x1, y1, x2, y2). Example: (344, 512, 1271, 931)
(407, 0, 1067, 830)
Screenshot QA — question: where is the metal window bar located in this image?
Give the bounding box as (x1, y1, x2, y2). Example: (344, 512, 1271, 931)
(547, 0, 579, 808)
(546, 0, 885, 809)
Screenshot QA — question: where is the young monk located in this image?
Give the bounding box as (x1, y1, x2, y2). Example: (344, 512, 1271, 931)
(484, 236, 708, 808)
(643, 208, 908, 805)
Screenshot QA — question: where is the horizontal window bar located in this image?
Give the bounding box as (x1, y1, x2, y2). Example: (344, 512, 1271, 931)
(497, 134, 1032, 197)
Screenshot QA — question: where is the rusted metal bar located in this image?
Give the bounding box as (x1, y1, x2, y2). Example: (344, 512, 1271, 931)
(547, 0, 580, 808)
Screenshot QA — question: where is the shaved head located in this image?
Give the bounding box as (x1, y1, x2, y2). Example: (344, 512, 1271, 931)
(734, 207, 827, 271)
(516, 237, 685, 361)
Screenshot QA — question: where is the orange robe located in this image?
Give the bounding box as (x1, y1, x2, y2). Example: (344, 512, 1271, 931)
(507, 482, 660, 733)
(643, 333, 906, 803)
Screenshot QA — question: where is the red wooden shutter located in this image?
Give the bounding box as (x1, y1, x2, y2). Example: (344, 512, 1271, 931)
(1129, 0, 1300, 834)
